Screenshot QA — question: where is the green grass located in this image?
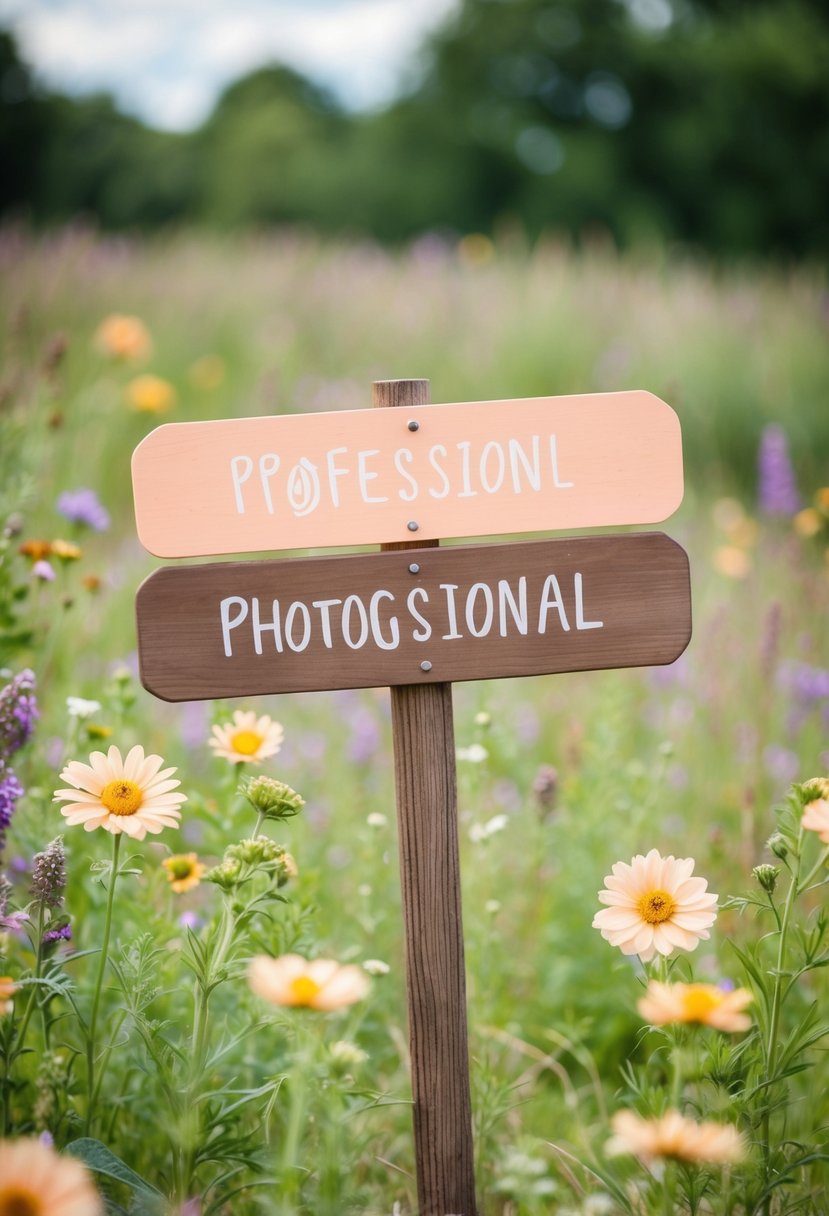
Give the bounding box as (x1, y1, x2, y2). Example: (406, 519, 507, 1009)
(1, 228, 828, 1214)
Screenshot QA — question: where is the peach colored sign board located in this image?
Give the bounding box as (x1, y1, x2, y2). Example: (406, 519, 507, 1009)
(131, 391, 683, 558)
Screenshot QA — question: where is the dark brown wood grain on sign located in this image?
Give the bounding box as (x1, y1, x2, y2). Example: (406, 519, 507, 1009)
(135, 532, 691, 702)
(374, 378, 477, 1216)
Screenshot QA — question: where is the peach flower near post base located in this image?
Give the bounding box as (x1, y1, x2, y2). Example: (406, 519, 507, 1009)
(248, 954, 369, 1011)
(606, 1110, 745, 1165)
(592, 848, 718, 962)
(0, 1136, 104, 1216)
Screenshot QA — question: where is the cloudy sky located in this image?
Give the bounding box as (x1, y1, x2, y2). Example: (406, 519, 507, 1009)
(1, 0, 459, 130)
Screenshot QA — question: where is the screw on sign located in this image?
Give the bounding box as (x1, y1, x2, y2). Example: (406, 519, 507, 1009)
(132, 379, 690, 1215)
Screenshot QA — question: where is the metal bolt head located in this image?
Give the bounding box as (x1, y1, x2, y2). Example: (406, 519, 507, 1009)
(407, 419, 420, 432)
(420, 660, 432, 672)
(408, 562, 420, 574)
(407, 520, 419, 532)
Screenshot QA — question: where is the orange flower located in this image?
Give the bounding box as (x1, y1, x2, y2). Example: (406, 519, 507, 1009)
(19, 540, 53, 562)
(0, 1136, 104, 1214)
(0, 976, 16, 1015)
(713, 545, 751, 579)
(637, 981, 752, 1032)
(606, 1110, 745, 1165)
(794, 508, 822, 538)
(127, 375, 176, 414)
(94, 314, 151, 361)
(162, 853, 205, 893)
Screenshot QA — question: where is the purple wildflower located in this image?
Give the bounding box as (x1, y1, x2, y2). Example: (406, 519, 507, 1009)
(56, 487, 110, 532)
(758, 424, 800, 516)
(0, 669, 39, 757)
(347, 708, 381, 764)
(31, 838, 66, 910)
(32, 560, 56, 582)
(0, 764, 24, 833)
(42, 922, 72, 945)
(778, 661, 829, 705)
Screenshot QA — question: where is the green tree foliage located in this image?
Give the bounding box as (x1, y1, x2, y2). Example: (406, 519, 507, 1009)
(2, 1, 828, 256)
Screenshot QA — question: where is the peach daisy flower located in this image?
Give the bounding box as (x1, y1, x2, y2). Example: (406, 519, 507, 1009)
(53, 744, 186, 840)
(0, 1136, 104, 1215)
(638, 981, 753, 1032)
(592, 848, 717, 962)
(94, 314, 151, 361)
(162, 853, 205, 893)
(209, 710, 284, 765)
(801, 778, 829, 843)
(248, 954, 369, 1011)
(606, 1110, 745, 1165)
(0, 976, 16, 1015)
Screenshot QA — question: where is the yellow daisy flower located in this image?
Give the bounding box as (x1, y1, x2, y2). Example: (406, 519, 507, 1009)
(127, 374, 176, 414)
(592, 848, 718, 962)
(162, 853, 205, 893)
(606, 1110, 745, 1165)
(637, 981, 752, 1032)
(209, 710, 284, 765)
(0, 1136, 104, 1215)
(53, 744, 186, 840)
(248, 954, 369, 1011)
(50, 539, 82, 563)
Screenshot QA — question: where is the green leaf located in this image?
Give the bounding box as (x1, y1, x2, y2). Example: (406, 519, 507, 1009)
(65, 1139, 165, 1200)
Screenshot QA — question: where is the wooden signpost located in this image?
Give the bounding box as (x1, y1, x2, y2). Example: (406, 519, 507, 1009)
(131, 379, 691, 1216)
(131, 389, 682, 556)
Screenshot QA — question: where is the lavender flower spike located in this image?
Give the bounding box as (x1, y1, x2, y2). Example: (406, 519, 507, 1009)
(0, 669, 39, 758)
(0, 763, 24, 834)
(758, 424, 801, 516)
(31, 838, 67, 910)
(56, 487, 110, 532)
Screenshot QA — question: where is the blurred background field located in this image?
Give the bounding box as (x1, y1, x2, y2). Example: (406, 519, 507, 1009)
(1, 0, 829, 1210)
(2, 227, 828, 1211)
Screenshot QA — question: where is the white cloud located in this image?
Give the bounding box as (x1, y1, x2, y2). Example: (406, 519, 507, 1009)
(2, 0, 458, 129)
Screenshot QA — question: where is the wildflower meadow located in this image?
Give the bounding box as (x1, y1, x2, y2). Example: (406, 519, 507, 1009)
(0, 228, 828, 1215)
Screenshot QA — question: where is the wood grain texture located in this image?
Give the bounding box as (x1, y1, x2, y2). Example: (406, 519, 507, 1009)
(374, 379, 478, 1216)
(135, 533, 692, 702)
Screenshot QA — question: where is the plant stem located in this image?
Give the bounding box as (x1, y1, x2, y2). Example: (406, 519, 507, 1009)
(761, 829, 802, 1214)
(84, 832, 121, 1135)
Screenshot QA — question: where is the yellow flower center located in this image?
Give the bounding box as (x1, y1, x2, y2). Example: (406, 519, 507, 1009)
(638, 888, 677, 925)
(681, 986, 723, 1021)
(290, 976, 322, 1005)
(0, 1188, 42, 1216)
(100, 779, 143, 816)
(168, 857, 194, 880)
(230, 729, 264, 756)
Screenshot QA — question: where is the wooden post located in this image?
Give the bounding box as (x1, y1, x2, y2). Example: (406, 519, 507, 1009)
(373, 379, 478, 1216)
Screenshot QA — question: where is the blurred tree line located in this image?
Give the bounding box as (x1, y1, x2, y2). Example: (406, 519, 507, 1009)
(2, 0, 828, 257)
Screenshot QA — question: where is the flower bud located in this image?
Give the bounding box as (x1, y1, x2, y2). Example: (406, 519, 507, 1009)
(204, 858, 242, 891)
(240, 776, 304, 822)
(767, 833, 788, 860)
(752, 863, 779, 894)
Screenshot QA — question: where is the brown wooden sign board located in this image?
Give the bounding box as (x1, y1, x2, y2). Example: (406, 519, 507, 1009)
(136, 532, 691, 702)
(131, 390, 683, 557)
